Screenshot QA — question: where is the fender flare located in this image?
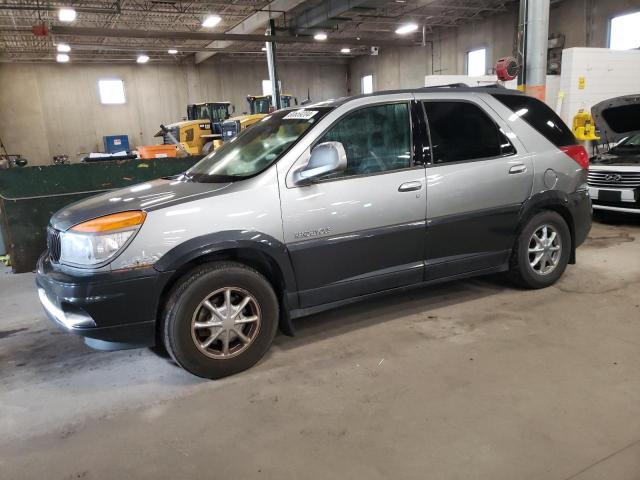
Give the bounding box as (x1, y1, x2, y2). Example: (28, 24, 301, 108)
(518, 190, 577, 263)
(154, 230, 299, 334)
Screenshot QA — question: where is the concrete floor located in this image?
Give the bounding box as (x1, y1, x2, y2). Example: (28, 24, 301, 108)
(1, 216, 639, 479)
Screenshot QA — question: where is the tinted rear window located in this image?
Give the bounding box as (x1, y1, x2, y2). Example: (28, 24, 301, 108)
(492, 94, 576, 147)
(423, 101, 515, 164)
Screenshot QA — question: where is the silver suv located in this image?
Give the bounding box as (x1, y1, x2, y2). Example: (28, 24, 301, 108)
(37, 87, 592, 378)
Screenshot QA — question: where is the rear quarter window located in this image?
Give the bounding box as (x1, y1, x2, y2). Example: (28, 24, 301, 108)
(492, 94, 576, 147)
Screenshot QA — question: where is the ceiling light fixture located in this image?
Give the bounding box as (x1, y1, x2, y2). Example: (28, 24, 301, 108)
(57, 43, 71, 53)
(314, 32, 328, 41)
(137, 54, 149, 63)
(341, 48, 351, 54)
(395, 23, 419, 35)
(168, 49, 178, 54)
(202, 15, 222, 28)
(56, 53, 70, 63)
(58, 8, 76, 22)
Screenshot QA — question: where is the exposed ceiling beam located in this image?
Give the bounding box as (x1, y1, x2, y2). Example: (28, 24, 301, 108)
(289, 0, 371, 31)
(50, 26, 416, 47)
(195, 0, 306, 64)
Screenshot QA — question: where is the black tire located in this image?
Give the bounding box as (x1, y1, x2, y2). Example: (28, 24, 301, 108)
(162, 262, 279, 379)
(509, 210, 571, 289)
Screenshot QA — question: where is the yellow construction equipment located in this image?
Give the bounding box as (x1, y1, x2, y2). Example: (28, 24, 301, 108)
(572, 109, 600, 141)
(154, 102, 233, 155)
(221, 94, 297, 140)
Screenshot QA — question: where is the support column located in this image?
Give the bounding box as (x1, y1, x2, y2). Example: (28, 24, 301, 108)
(516, 0, 528, 91)
(525, 0, 550, 100)
(265, 19, 281, 110)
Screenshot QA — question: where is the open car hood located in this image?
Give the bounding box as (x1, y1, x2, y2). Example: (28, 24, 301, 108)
(591, 94, 640, 143)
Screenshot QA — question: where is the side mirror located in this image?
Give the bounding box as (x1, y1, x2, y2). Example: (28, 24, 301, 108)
(295, 141, 347, 184)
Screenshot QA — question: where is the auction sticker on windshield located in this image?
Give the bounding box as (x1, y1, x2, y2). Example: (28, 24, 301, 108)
(283, 110, 319, 120)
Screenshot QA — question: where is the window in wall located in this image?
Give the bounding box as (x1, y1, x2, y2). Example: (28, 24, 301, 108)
(262, 79, 282, 96)
(609, 11, 640, 50)
(98, 79, 126, 105)
(316, 103, 412, 179)
(361, 74, 374, 94)
(422, 101, 514, 164)
(466, 48, 486, 76)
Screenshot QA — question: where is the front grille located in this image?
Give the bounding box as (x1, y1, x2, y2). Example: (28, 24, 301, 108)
(47, 227, 61, 262)
(587, 171, 640, 188)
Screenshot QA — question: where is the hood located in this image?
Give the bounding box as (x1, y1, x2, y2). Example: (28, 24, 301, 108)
(591, 94, 640, 143)
(590, 151, 640, 167)
(51, 177, 231, 231)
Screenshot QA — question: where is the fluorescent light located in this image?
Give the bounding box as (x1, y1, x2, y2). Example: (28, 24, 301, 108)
(168, 49, 178, 54)
(137, 54, 149, 63)
(261, 47, 267, 51)
(202, 15, 221, 28)
(56, 53, 69, 63)
(58, 8, 76, 22)
(395, 23, 418, 35)
(57, 43, 71, 53)
(314, 32, 328, 41)
(341, 48, 351, 54)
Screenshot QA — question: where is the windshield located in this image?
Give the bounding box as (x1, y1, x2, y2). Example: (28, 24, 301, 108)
(192, 104, 229, 122)
(251, 98, 271, 115)
(186, 107, 332, 182)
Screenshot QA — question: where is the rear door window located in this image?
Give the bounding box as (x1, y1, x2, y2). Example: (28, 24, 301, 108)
(422, 101, 515, 165)
(492, 94, 576, 147)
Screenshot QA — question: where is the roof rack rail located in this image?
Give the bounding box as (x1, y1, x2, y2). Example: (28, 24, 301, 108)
(419, 82, 508, 90)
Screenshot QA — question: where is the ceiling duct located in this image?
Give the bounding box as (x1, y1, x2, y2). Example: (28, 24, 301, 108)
(290, 0, 389, 32)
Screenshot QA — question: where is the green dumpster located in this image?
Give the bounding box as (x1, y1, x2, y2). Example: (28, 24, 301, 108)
(0, 222, 5, 256)
(0, 157, 201, 273)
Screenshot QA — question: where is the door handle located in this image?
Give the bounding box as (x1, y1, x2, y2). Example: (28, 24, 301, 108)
(398, 181, 422, 192)
(509, 164, 527, 174)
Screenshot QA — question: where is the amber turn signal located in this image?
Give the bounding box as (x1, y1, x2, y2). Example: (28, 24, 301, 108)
(71, 211, 147, 233)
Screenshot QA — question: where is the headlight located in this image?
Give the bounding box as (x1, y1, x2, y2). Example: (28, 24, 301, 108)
(59, 211, 146, 267)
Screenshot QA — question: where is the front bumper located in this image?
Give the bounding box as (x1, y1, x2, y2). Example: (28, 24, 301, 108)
(36, 254, 172, 350)
(588, 186, 640, 214)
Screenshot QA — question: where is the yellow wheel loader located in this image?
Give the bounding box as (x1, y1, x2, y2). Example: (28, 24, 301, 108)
(221, 94, 297, 141)
(155, 102, 233, 155)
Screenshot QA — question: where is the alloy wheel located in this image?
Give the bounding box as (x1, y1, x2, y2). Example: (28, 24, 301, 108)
(528, 224, 562, 275)
(191, 287, 262, 359)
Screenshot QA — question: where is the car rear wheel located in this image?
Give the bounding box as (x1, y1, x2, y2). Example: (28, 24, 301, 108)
(509, 211, 571, 289)
(162, 262, 279, 379)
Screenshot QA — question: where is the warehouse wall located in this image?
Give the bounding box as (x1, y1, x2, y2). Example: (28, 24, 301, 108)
(347, 0, 639, 94)
(0, 59, 347, 165)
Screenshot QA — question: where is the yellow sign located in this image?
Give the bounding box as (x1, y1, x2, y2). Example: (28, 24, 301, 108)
(578, 76, 585, 89)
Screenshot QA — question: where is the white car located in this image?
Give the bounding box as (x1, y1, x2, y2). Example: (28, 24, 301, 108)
(589, 94, 640, 214)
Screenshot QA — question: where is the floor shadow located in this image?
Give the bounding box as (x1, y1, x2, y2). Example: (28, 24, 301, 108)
(593, 211, 640, 227)
(274, 274, 511, 352)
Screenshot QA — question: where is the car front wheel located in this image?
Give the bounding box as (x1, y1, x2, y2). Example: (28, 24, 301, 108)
(162, 262, 279, 379)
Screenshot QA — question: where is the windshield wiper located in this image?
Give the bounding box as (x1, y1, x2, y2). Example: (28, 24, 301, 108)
(189, 173, 244, 183)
